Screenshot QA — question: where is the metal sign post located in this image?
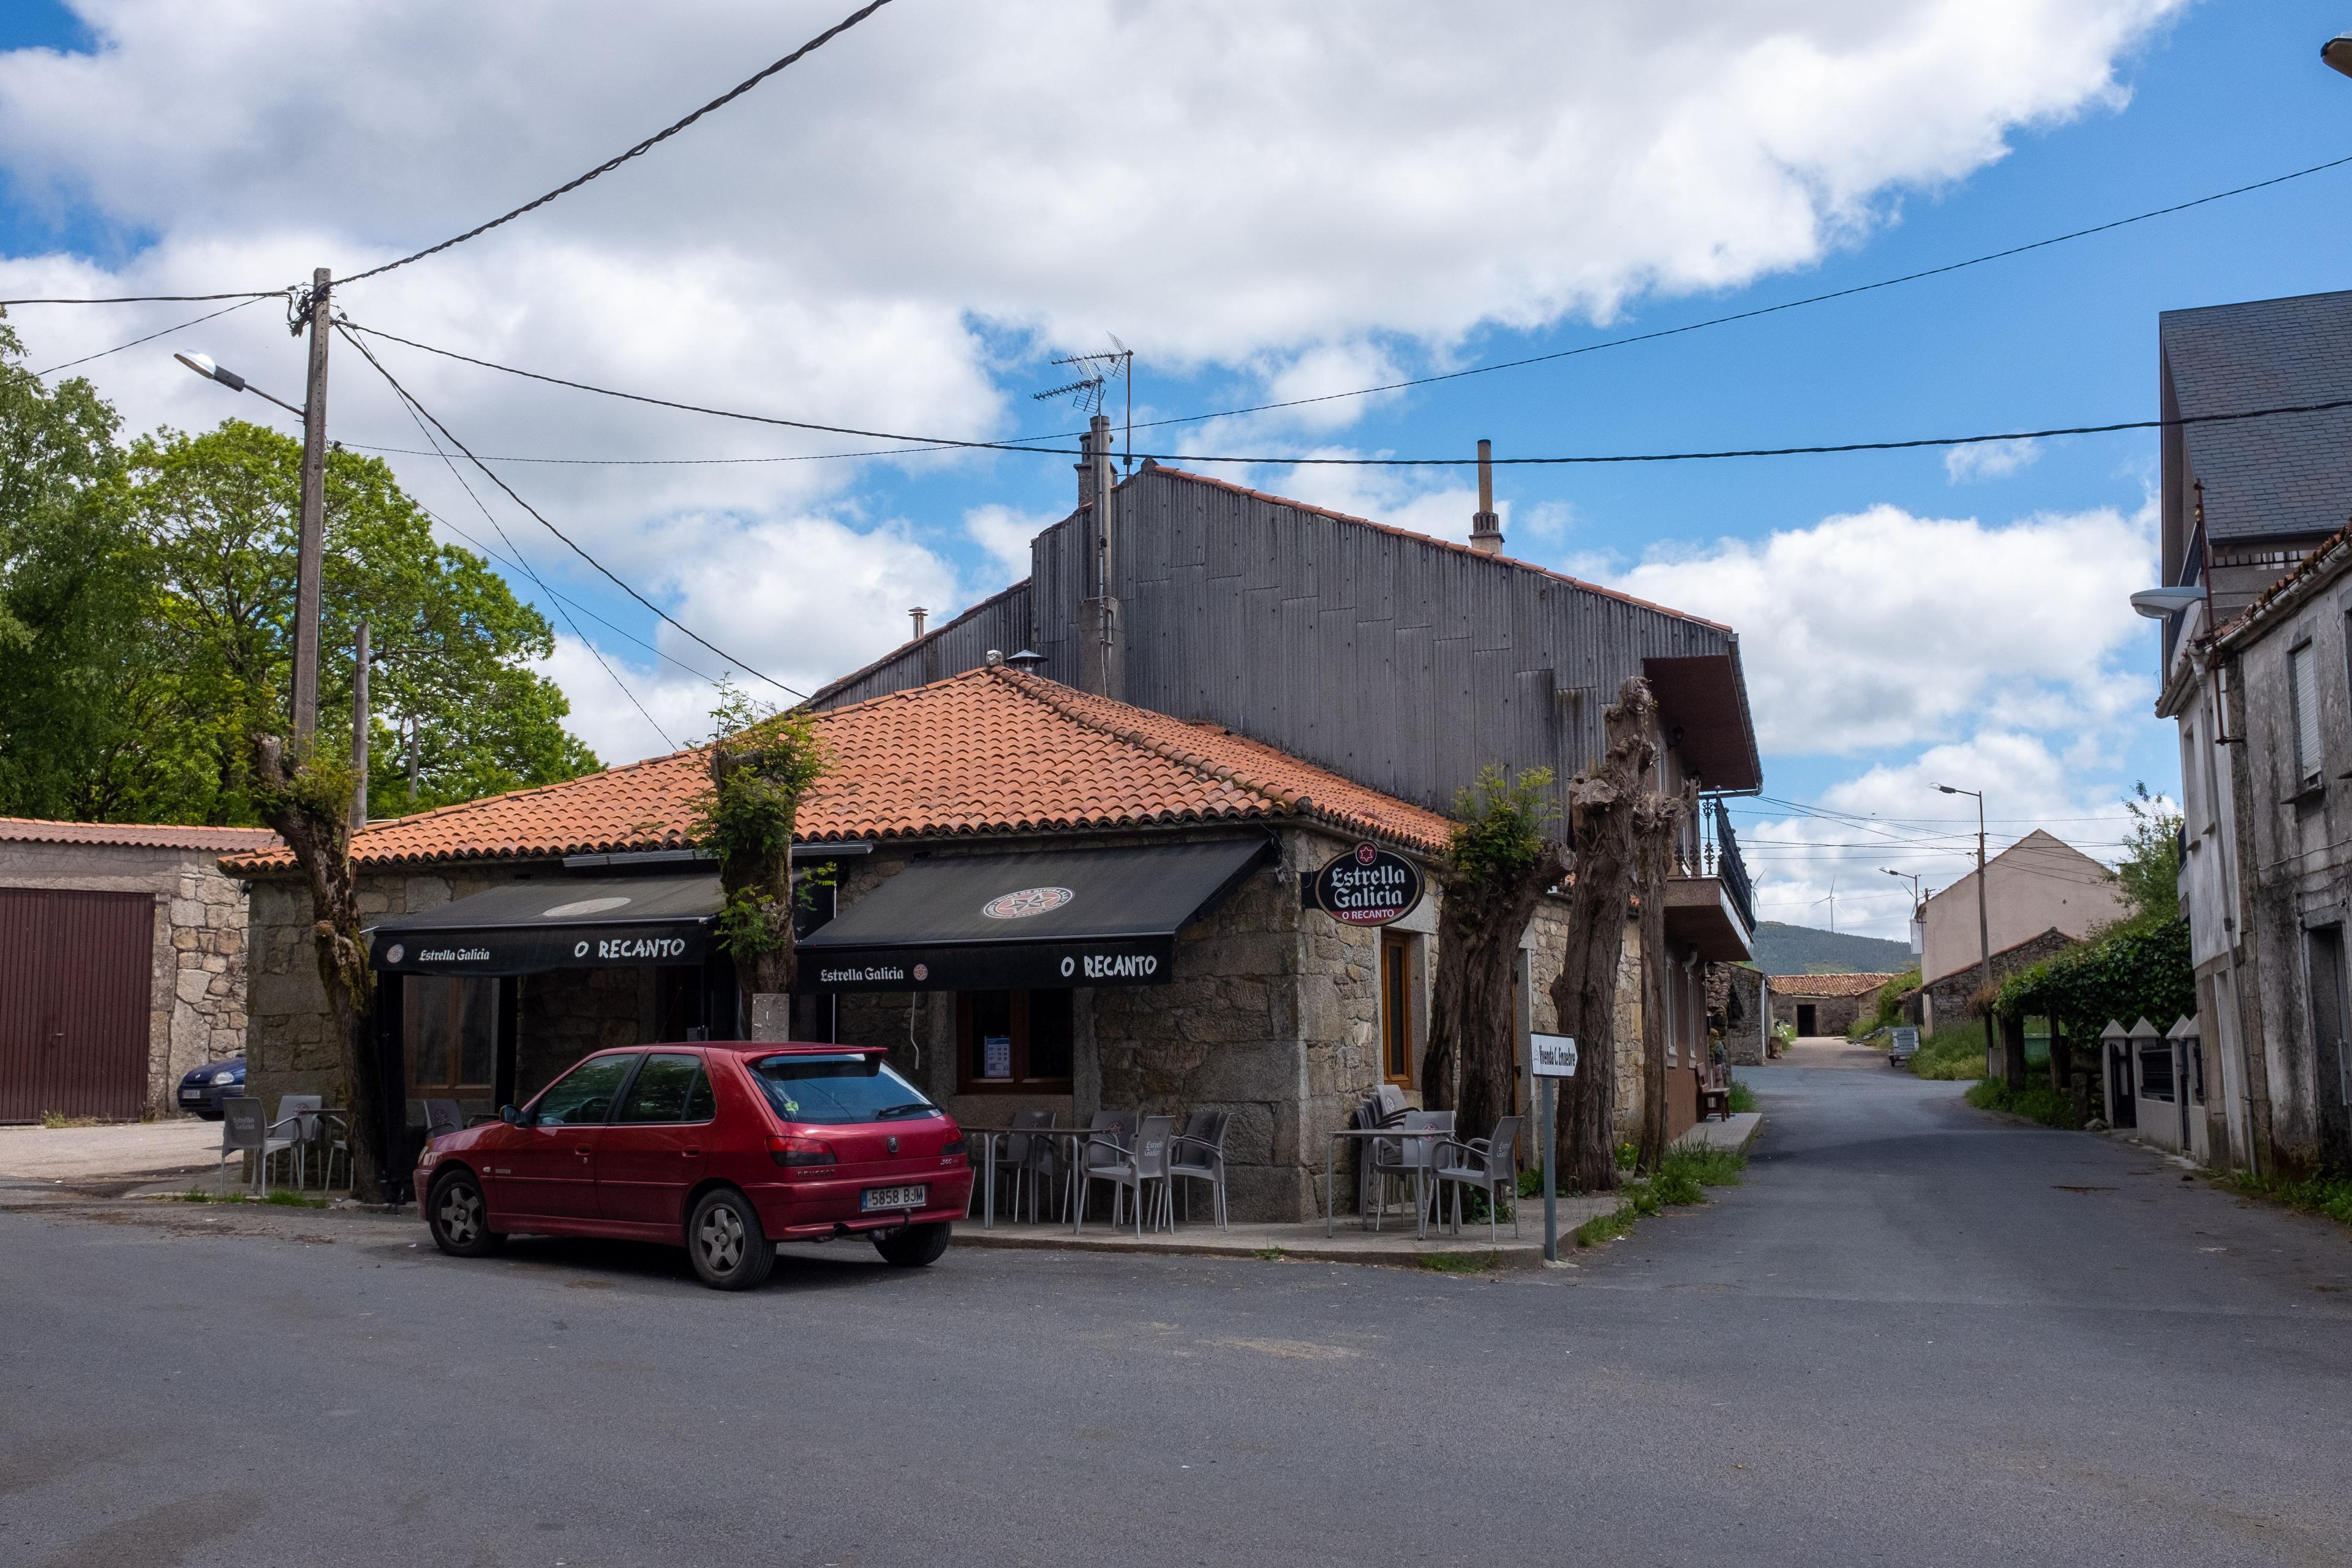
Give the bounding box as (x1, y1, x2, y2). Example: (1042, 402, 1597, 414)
(1531, 1032, 1577, 1262)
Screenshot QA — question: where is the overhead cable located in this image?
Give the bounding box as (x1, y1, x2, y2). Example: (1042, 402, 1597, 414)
(1109, 151, 2352, 434)
(1, 291, 283, 306)
(32, 296, 270, 378)
(339, 0, 897, 286)
(336, 323, 808, 700)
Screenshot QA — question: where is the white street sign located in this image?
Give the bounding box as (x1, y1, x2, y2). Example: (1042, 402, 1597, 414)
(1532, 1032, 1578, 1078)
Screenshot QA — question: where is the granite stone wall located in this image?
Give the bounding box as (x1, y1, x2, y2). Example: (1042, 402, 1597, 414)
(1918, 927, 2076, 1033)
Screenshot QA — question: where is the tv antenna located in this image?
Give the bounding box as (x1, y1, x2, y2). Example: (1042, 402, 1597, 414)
(1033, 337, 1134, 471)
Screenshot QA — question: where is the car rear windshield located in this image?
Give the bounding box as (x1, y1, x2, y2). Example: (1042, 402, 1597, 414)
(750, 1055, 941, 1126)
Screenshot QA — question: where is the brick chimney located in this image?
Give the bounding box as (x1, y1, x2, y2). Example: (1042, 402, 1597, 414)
(1469, 438, 1503, 554)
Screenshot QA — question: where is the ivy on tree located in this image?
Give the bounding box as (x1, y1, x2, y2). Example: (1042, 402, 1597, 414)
(696, 683, 832, 1020)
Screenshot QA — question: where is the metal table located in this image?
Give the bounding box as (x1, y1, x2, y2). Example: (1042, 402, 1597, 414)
(965, 1126, 1128, 1234)
(1322, 1126, 1444, 1240)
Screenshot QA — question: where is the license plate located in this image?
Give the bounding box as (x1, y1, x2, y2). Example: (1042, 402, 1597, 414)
(178, 1090, 203, 1101)
(861, 1185, 927, 1212)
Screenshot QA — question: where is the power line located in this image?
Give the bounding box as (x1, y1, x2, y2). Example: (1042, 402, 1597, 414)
(344, 317, 2352, 471)
(32, 296, 270, 378)
(336, 322, 809, 699)
(339, 0, 897, 286)
(1108, 151, 2352, 435)
(345, 440, 969, 466)
(374, 364, 682, 751)
(1, 291, 282, 306)
(341, 320, 1069, 458)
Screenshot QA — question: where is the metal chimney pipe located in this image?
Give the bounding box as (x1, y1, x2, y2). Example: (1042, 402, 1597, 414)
(1469, 438, 1504, 554)
(909, 606, 929, 639)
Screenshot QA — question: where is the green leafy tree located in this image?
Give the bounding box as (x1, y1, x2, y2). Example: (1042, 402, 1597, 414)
(2112, 781, 2183, 926)
(696, 682, 832, 1022)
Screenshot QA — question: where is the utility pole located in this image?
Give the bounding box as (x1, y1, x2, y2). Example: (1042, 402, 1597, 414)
(406, 715, 421, 807)
(1939, 785, 1994, 1067)
(292, 266, 333, 744)
(350, 622, 370, 831)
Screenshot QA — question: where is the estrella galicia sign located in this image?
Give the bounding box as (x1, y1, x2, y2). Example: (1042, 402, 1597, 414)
(1309, 842, 1423, 927)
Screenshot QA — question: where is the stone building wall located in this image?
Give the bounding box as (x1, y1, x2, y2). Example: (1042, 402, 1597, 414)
(1713, 965, 1769, 1065)
(1915, 928, 2075, 1033)
(0, 839, 255, 1115)
(1768, 984, 1878, 1038)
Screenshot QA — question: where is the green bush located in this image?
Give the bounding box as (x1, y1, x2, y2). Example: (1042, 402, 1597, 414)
(1727, 1078, 1757, 1114)
(1964, 1077, 2082, 1129)
(1910, 1023, 1989, 1080)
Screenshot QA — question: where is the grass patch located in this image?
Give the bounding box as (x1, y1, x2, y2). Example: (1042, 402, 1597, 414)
(1727, 1079, 1758, 1114)
(262, 1188, 328, 1208)
(38, 1111, 99, 1129)
(1253, 1246, 1287, 1262)
(1964, 1076, 2084, 1129)
(1417, 1250, 1504, 1274)
(169, 1188, 225, 1203)
(1572, 1145, 1748, 1247)
(2228, 1170, 2352, 1227)
(1910, 1023, 1991, 1080)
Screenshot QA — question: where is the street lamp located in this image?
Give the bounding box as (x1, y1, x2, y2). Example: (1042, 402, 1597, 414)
(1935, 784, 1998, 1076)
(2326, 31, 2352, 78)
(174, 351, 306, 420)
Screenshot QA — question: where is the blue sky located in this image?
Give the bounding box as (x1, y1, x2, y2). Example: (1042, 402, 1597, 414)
(4, 1, 2347, 936)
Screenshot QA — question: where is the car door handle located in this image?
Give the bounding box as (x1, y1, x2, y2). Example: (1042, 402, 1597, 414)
(681, 1148, 703, 1158)
(573, 1147, 593, 1156)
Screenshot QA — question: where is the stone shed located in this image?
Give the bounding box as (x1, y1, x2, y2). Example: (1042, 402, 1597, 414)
(0, 818, 279, 1121)
(232, 668, 1710, 1215)
(1767, 971, 1898, 1039)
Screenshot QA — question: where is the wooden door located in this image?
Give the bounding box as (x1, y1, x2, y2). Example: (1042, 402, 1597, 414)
(0, 888, 154, 1123)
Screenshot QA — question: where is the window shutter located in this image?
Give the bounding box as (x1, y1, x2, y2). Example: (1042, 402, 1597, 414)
(2291, 643, 2322, 786)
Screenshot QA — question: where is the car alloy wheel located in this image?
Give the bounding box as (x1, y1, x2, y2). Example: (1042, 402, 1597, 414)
(426, 1171, 503, 1259)
(697, 1204, 744, 1273)
(685, 1188, 775, 1290)
(439, 1183, 483, 1246)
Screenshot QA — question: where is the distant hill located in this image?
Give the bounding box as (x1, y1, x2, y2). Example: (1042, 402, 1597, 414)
(1747, 922, 1915, 978)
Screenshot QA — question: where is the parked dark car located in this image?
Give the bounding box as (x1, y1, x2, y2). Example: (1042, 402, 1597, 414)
(176, 1056, 246, 1119)
(415, 1042, 972, 1289)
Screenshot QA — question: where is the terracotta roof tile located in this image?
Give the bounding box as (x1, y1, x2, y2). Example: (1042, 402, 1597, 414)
(1766, 971, 1899, 998)
(1, 817, 281, 853)
(227, 668, 1454, 873)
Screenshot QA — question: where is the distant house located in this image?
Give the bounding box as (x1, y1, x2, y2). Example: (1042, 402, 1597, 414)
(1917, 831, 2125, 1031)
(0, 818, 278, 1121)
(1767, 973, 1896, 1039)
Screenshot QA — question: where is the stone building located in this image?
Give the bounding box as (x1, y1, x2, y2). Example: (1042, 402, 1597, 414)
(1910, 927, 2077, 1037)
(231, 668, 1711, 1216)
(1917, 830, 2127, 1033)
(1766, 972, 1896, 1039)
(1, 818, 277, 1120)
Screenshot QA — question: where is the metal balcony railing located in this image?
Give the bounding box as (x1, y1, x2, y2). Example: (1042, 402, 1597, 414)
(1705, 797, 1756, 933)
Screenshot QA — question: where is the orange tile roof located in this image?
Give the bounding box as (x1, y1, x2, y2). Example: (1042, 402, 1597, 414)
(1766, 971, 1899, 998)
(2, 816, 281, 853)
(226, 668, 1454, 873)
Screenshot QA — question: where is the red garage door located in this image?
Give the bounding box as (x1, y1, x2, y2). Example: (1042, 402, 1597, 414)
(0, 888, 155, 1123)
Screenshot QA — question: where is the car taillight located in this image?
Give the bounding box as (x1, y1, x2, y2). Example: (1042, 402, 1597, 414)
(940, 1134, 967, 1159)
(769, 1134, 836, 1169)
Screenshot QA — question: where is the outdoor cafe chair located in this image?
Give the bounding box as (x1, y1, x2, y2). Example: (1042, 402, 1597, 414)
(1370, 1110, 1449, 1232)
(219, 1096, 298, 1194)
(314, 1107, 353, 1192)
(275, 1094, 323, 1188)
(1075, 1114, 1175, 1238)
(1352, 1087, 1410, 1216)
(974, 1107, 1056, 1222)
(1431, 1114, 1523, 1242)
(1167, 1109, 1231, 1229)
(1066, 1109, 1137, 1225)
(423, 1099, 465, 1142)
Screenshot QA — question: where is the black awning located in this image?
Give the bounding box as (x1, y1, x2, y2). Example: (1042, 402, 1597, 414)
(367, 873, 721, 976)
(799, 839, 1270, 992)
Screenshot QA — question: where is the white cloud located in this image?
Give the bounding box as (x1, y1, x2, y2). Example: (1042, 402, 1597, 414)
(1944, 437, 2041, 483)
(963, 503, 1055, 583)
(1607, 500, 2155, 756)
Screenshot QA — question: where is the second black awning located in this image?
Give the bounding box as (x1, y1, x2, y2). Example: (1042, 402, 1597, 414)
(366, 873, 721, 976)
(798, 839, 1269, 992)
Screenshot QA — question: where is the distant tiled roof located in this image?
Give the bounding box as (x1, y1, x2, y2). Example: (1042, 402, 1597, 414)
(226, 668, 1455, 873)
(2160, 290, 2352, 544)
(1767, 972, 1898, 999)
(1, 817, 280, 853)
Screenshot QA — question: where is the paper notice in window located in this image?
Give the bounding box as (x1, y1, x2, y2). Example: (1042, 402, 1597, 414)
(984, 1035, 1012, 1079)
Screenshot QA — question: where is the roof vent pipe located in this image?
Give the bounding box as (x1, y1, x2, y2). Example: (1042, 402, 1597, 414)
(1469, 439, 1503, 554)
(909, 606, 929, 639)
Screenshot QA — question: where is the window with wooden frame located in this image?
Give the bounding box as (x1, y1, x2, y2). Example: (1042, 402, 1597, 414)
(405, 975, 496, 1096)
(956, 989, 1074, 1093)
(1380, 932, 1414, 1086)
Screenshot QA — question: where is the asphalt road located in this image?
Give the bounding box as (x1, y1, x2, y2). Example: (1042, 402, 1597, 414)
(6, 1060, 2351, 1567)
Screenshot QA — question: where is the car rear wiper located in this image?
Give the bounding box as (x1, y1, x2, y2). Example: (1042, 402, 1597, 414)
(874, 1102, 937, 1120)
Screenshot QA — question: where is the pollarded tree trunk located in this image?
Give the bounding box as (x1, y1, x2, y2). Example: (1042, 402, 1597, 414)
(1425, 840, 1567, 1143)
(1633, 782, 1692, 1173)
(699, 706, 829, 1035)
(1549, 677, 1659, 1193)
(252, 733, 385, 1200)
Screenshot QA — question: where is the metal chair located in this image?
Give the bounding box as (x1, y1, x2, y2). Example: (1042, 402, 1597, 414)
(1432, 1114, 1523, 1242)
(1167, 1109, 1231, 1229)
(315, 1108, 353, 1192)
(1352, 1087, 1409, 1217)
(974, 1108, 1056, 1221)
(1370, 1110, 1449, 1231)
(273, 1095, 323, 1188)
(219, 1096, 298, 1194)
(1065, 1109, 1137, 1224)
(1076, 1114, 1175, 1238)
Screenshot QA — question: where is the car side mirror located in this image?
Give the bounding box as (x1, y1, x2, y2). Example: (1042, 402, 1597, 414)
(499, 1104, 522, 1125)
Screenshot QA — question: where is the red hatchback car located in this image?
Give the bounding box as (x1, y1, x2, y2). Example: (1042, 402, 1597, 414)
(415, 1042, 972, 1289)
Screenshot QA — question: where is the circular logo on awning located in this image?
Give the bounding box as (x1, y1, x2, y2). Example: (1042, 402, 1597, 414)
(383, 943, 404, 965)
(542, 895, 633, 919)
(982, 886, 1074, 920)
